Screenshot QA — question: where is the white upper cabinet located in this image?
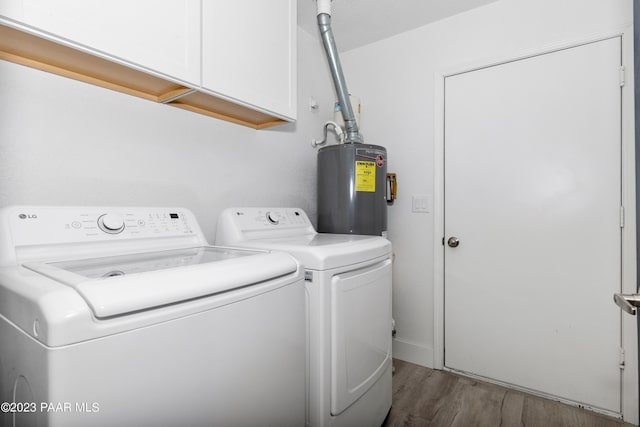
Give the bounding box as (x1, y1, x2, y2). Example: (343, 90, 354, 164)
(0, 0, 200, 84)
(0, 1, 296, 126)
(201, 0, 297, 120)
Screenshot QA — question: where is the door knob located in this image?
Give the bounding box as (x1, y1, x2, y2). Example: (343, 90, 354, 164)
(447, 237, 460, 248)
(614, 293, 640, 316)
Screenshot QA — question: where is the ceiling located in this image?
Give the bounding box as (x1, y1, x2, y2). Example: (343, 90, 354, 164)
(297, 0, 500, 52)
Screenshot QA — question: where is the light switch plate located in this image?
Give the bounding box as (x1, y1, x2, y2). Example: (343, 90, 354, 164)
(412, 194, 432, 213)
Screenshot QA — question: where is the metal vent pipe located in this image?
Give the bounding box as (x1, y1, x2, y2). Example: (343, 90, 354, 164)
(317, 0, 363, 144)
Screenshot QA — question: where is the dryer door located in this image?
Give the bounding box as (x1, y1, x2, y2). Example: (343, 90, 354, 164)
(330, 258, 392, 415)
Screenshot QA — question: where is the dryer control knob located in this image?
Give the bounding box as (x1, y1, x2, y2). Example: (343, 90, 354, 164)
(98, 213, 125, 234)
(266, 211, 280, 225)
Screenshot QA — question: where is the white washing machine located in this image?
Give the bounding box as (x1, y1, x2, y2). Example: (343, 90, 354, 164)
(0, 206, 305, 427)
(216, 207, 392, 427)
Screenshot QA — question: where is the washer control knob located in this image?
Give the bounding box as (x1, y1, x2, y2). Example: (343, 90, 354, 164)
(266, 211, 280, 225)
(98, 213, 125, 234)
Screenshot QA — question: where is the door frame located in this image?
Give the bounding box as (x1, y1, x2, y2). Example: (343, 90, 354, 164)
(432, 29, 638, 422)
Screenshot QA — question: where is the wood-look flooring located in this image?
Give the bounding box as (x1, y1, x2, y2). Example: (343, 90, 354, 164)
(383, 359, 633, 427)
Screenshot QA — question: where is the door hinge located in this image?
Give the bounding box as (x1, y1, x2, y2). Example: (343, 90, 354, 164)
(619, 347, 626, 369)
(620, 65, 625, 87)
(620, 205, 625, 228)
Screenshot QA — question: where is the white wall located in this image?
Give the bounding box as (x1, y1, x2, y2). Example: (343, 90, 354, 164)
(0, 28, 334, 241)
(340, 0, 634, 367)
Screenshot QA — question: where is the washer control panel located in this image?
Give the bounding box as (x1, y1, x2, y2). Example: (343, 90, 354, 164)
(5, 206, 199, 247)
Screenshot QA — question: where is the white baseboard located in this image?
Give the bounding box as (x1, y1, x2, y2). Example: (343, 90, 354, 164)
(392, 338, 434, 368)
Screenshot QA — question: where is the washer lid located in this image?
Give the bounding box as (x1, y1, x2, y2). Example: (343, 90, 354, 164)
(23, 246, 298, 318)
(232, 234, 392, 270)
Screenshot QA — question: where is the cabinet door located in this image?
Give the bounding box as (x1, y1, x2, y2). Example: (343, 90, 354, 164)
(0, 0, 200, 84)
(202, 0, 296, 120)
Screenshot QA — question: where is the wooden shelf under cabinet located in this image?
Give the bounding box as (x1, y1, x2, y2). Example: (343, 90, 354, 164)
(0, 23, 287, 129)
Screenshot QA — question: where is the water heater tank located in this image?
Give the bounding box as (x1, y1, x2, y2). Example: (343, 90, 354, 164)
(317, 144, 387, 236)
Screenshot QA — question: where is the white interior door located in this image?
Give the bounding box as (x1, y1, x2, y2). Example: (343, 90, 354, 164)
(443, 37, 622, 414)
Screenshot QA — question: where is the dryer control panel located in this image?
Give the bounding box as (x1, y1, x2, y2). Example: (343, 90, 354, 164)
(216, 207, 316, 244)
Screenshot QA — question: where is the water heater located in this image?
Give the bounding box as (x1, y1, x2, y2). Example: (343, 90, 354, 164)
(317, 143, 387, 236)
(314, 0, 390, 237)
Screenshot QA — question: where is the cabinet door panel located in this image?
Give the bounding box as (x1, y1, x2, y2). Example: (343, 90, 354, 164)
(2, 0, 200, 83)
(202, 0, 296, 119)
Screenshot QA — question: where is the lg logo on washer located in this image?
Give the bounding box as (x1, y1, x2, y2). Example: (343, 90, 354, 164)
(18, 213, 38, 219)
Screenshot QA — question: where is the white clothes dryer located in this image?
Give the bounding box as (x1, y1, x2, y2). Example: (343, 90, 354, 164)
(216, 207, 393, 427)
(0, 206, 305, 427)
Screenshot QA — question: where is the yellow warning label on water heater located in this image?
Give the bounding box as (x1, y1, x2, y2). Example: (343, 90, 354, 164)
(355, 161, 376, 192)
